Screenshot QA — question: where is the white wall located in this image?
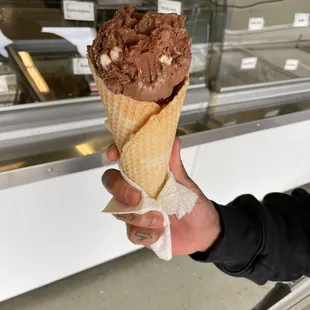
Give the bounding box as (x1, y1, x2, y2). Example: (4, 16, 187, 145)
(192, 120, 310, 204)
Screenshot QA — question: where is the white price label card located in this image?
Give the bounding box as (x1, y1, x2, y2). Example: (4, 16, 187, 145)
(158, 0, 182, 14)
(248, 17, 265, 31)
(241, 57, 258, 70)
(293, 13, 309, 27)
(284, 59, 299, 71)
(73, 58, 91, 75)
(63, 1, 95, 21)
(0, 76, 8, 93)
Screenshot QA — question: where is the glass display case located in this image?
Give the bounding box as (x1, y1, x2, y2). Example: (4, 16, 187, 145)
(0, 0, 212, 107)
(0, 2, 98, 105)
(0, 0, 310, 107)
(207, 0, 310, 94)
(1, 0, 310, 184)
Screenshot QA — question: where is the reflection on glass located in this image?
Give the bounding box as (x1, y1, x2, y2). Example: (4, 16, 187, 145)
(0, 1, 95, 105)
(0, 0, 309, 109)
(208, 0, 310, 93)
(0, 0, 211, 106)
(18, 51, 50, 93)
(75, 143, 95, 156)
(0, 161, 25, 173)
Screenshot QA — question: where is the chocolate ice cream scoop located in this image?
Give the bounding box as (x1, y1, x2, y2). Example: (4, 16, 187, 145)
(87, 5, 191, 102)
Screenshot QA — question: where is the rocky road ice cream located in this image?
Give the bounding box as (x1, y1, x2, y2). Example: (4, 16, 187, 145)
(87, 5, 191, 102)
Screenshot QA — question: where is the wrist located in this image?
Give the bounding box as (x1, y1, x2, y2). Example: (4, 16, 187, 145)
(199, 205, 221, 252)
(190, 197, 264, 269)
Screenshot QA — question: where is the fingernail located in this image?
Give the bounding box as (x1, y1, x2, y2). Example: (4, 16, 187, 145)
(125, 189, 140, 206)
(107, 144, 114, 152)
(102, 175, 109, 188)
(102, 172, 111, 189)
(150, 215, 163, 228)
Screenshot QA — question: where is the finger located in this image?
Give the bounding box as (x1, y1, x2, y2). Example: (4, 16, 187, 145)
(169, 138, 191, 185)
(114, 212, 164, 228)
(106, 144, 120, 162)
(102, 169, 141, 206)
(127, 224, 164, 246)
(169, 138, 206, 200)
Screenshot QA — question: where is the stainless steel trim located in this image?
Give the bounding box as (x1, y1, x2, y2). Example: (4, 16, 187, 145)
(224, 25, 310, 48)
(268, 277, 310, 310)
(210, 91, 310, 115)
(0, 85, 208, 113)
(0, 153, 110, 190)
(180, 109, 310, 149)
(219, 78, 310, 93)
(0, 118, 107, 142)
(0, 87, 210, 134)
(1, 108, 310, 191)
(0, 95, 101, 112)
(212, 81, 310, 105)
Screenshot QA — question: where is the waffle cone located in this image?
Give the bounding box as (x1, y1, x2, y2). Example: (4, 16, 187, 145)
(88, 57, 189, 198)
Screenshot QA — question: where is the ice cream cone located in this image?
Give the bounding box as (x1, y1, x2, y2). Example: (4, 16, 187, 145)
(88, 57, 189, 198)
(88, 59, 160, 153)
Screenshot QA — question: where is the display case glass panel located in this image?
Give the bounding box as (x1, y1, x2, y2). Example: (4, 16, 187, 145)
(0, 0, 211, 108)
(207, 0, 310, 93)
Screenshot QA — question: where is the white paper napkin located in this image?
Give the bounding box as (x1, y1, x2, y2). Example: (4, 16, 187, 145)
(103, 170, 198, 261)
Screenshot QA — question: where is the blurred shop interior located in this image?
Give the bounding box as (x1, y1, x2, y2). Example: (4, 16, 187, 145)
(1, 1, 310, 308)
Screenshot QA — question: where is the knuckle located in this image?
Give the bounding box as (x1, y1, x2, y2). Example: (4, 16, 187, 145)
(131, 215, 143, 227)
(141, 214, 156, 228)
(114, 214, 127, 222)
(128, 212, 164, 228)
(148, 212, 164, 228)
(115, 213, 137, 223)
(131, 213, 153, 228)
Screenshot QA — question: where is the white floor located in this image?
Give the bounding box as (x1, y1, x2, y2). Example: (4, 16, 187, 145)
(0, 248, 274, 310)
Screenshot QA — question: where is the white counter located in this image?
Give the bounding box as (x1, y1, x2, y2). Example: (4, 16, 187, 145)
(0, 120, 310, 302)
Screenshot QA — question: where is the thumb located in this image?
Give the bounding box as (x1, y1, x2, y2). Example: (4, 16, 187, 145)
(169, 137, 192, 186)
(170, 138, 207, 204)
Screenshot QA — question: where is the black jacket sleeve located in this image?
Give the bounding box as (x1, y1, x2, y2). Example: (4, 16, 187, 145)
(190, 188, 310, 285)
